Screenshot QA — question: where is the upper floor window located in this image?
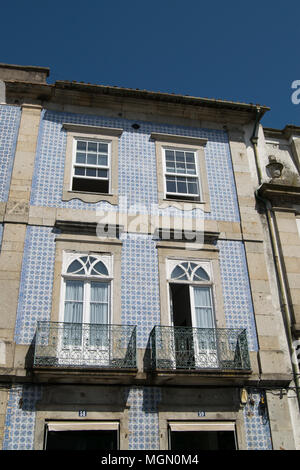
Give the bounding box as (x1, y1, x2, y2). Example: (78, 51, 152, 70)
(72, 139, 110, 194)
(164, 148, 200, 201)
(62, 123, 122, 204)
(151, 132, 210, 211)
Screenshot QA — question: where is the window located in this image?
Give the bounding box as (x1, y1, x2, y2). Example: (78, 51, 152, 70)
(168, 422, 237, 450)
(167, 259, 218, 368)
(72, 138, 110, 194)
(151, 132, 210, 211)
(169, 260, 215, 330)
(164, 148, 200, 201)
(61, 253, 112, 350)
(62, 123, 122, 204)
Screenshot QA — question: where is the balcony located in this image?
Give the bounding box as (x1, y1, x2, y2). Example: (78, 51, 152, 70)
(148, 326, 251, 383)
(31, 322, 137, 383)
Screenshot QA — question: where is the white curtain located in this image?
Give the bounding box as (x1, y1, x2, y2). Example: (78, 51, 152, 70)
(90, 282, 109, 347)
(63, 280, 84, 346)
(193, 287, 214, 329)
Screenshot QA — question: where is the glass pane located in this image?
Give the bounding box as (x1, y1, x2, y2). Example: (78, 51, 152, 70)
(67, 260, 85, 275)
(186, 163, 196, 174)
(87, 142, 97, 152)
(98, 143, 108, 153)
(194, 287, 212, 307)
(165, 150, 174, 161)
(171, 265, 188, 280)
(175, 151, 185, 162)
(185, 152, 195, 162)
(177, 178, 187, 194)
(166, 161, 175, 172)
(87, 154, 97, 165)
(76, 152, 86, 164)
(91, 261, 109, 276)
(86, 168, 97, 177)
(98, 155, 108, 166)
(97, 169, 108, 178)
(90, 282, 109, 303)
(65, 280, 84, 302)
(166, 176, 176, 193)
(188, 181, 199, 194)
(193, 267, 210, 281)
(74, 167, 85, 176)
(76, 141, 86, 151)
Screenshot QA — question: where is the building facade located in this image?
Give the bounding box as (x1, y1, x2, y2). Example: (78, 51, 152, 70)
(0, 63, 298, 450)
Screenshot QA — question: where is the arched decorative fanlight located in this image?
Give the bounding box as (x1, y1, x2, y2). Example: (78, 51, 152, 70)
(170, 262, 210, 282)
(66, 255, 109, 277)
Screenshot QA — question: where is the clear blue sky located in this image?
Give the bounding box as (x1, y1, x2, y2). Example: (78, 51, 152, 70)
(1, 0, 300, 128)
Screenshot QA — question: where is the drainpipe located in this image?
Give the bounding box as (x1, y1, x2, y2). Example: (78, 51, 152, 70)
(251, 110, 300, 409)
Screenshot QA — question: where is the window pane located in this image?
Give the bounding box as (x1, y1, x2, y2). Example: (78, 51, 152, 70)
(87, 142, 97, 152)
(171, 265, 188, 280)
(98, 143, 108, 153)
(98, 155, 108, 166)
(87, 154, 97, 165)
(185, 152, 195, 162)
(74, 167, 85, 176)
(177, 178, 187, 194)
(193, 267, 210, 281)
(65, 280, 84, 301)
(91, 261, 109, 276)
(188, 181, 199, 194)
(76, 152, 86, 164)
(166, 176, 176, 193)
(165, 150, 174, 161)
(186, 163, 196, 174)
(76, 141, 87, 151)
(86, 168, 97, 177)
(166, 161, 175, 172)
(96, 169, 107, 178)
(67, 260, 85, 275)
(175, 151, 185, 162)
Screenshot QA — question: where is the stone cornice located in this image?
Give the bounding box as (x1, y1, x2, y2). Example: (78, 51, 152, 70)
(257, 182, 300, 207)
(4, 80, 270, 125)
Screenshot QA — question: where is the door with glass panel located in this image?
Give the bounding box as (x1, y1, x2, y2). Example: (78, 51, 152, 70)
(61, 255, 111, 367)
(169, 262, 217, 369)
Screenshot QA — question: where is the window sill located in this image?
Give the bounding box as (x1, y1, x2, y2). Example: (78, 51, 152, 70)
(62, 190, 118, 205)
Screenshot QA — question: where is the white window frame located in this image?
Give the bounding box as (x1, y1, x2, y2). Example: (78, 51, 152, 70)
(62, 123, 122, 204)
(162, 146, 202, 200)
(167, 259, 218, 368)
(59, 252, 114, 327)
(71, 137, 112, 194)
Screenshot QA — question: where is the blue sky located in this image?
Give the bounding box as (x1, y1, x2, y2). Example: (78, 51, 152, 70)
(1, 0, 300, 128)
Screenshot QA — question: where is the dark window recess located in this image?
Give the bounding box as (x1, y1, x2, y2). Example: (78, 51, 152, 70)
(170, 431, 236, 450)
(46, 430, 118, 451)
(166, 194, 200, 202)
(72, 178, 109, 194)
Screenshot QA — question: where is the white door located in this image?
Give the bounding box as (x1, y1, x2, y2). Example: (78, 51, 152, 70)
(190, 286, 218, 368)
(61, 280, 110, 366)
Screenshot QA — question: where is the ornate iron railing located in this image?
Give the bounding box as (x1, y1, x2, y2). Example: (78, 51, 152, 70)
(33, 322, 137, 369)
(148, 326, 251, 371)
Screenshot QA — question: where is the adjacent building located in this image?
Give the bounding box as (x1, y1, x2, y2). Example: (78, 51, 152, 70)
(0, 63, 299, 450)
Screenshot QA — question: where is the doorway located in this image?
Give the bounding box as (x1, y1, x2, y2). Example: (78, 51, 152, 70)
(170, 430, 236, 450)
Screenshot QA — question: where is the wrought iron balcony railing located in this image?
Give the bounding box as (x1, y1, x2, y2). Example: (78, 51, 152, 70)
(33, 322, 137, 369)
(148, 326, 251, 371)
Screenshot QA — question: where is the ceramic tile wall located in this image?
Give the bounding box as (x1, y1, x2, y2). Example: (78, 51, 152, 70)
(126, 387, 161, 450)
(2, 385, 42, 450)
(14, 225, 57, 344)
(243, 391, 273, 450)
(0, 104, 21, 202)
(30, 110, 240, 222)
